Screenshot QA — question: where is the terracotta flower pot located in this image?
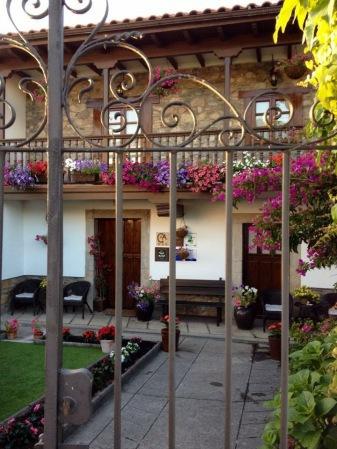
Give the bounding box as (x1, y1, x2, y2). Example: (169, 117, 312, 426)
(161, 328, 180, 352)
(6, 331, 17, 340)
(100, 339, 115, 354)
(37, 174, 48, 184)
(268, 335, 281, 361)
(70, 172, 96, 184)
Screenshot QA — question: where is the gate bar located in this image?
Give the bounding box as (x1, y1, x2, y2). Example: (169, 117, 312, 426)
(224, 149, 233, 449)
(114, 152, 123, 449)
(280, 150, 290, 449)
(168, 151, 177, 449)
(44, 1, 64, 448)
(0, 152, 5, 330)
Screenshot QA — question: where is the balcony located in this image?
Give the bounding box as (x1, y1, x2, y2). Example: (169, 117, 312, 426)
(1, 127, 303, 169)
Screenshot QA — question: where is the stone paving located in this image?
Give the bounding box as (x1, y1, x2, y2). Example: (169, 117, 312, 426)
(1, 308, 267, 342)
(66, 337, 279, 449)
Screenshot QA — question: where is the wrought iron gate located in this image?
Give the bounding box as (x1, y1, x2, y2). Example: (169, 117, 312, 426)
(0, 2, 334, 449)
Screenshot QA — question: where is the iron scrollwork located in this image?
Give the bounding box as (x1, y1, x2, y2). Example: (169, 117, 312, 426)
(0, 0, 337, 150)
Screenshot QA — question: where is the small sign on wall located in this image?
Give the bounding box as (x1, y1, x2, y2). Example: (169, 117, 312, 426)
(155, 247, 169, 262)
(156, 232, 170, 247)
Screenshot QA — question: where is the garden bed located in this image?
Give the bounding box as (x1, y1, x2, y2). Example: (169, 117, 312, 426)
(0, 338, 159, 449)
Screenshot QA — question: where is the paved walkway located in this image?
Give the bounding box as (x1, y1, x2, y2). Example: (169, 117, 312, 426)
(1, 309, 267, 342)
(66, 337, 278, 449)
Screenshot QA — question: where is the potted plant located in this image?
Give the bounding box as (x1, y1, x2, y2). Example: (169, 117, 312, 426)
(267, 322, 282, 361)
(82, 329, 97, 344)
(97, 325, 116, 353)
(63, 327, 71, 341)
(5, 319, 19, 339)
(64, 158, 104, 183)
(4, 164, 36, 191)
(27, 160, 48, 184)
(32, 318, 44, 340)
(293, 285, 320, 305)
(280, 53, 310, 79)
(152, 66, 179, 97)
(160, 315, 180, 352)
(177, 247, 189, 261)
(88, 235, 111, 310)
(127, 282, 160, 321)
(176, 226, 188, 239)
(233, 285, 258, 330)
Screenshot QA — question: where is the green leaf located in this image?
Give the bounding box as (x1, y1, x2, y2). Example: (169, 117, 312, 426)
(323, 426, 337, 449)
(297, 391, 316, 416)
(274, 0, 299, 42)
(331, 203, 337, 223)
(316, 397, 337, 416)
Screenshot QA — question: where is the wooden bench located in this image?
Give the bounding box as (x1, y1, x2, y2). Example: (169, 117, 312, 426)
(158, 278, 225, 326)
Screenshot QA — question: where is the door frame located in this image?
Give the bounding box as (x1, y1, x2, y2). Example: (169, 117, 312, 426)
(85, 209, 150, 305)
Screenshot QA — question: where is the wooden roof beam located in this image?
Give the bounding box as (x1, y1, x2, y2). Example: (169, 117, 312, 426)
(216, 26, 227, 41)
(183, 30, 197, 44)
(138, 59, 148, 70)
(167, 56, 178, 70)
(195, 54, 206, 68)
(116, 61, 127, 71)
(13, 70, 31, 78)
(150, 33, 164, 47)
(256, 47, 262, 63)
(251, 22, 259, 36)
(86, 63, 102, 76)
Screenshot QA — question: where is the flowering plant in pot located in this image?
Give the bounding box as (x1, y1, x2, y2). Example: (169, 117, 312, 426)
(62, 327, 71, 341)
(293, 285, 320, 305)
(152, 66, 179, 97)
(233, 285, 258, 330)
(280, 53, 310, 79)
(82, 329, 97, 344)
(127, 282, 160, 321)
(267, 322, 282, 361)
(160, 315, 180, 352)
(64, 158, 106, 183)
(97, 324, 116, 353)
(5, 319, 19, 339)
(27, 160, 48, 183)
(32, 318, 44, 340)
(4, 164, 35, 190)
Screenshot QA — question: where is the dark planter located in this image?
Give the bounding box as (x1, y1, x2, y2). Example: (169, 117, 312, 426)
(268, 335, 281, 361)
(94, 298, 105, 312)
(284, 65, 306, 79)
(234, 305, 255, 330)
(70, 172, 96, 183)
(136, 303, 154, 321)
(37, 174, 48, 184)
(161, 327, 180, 352)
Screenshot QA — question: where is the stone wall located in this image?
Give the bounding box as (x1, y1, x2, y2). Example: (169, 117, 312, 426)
(26, 63, 314, 142)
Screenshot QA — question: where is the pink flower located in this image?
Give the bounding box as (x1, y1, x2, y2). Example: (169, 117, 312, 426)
(30, 426, 39, 435)
(301, 323, 314, 334)
(33, 403, 41, 413)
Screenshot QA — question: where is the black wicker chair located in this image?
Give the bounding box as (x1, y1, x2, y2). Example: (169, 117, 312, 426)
(63, 281, 92, 319)
(260, 289, 294, 332)
(317, 293, 337, 319)
(9, 278, 42, 315)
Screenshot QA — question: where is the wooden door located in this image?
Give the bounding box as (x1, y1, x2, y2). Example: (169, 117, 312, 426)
(97, 218, 141, 309)
(242, 223, 281, 292)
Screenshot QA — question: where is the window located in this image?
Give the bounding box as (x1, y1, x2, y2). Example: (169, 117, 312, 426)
(108, 108, 139, 136)
(239, 89, 304, 145)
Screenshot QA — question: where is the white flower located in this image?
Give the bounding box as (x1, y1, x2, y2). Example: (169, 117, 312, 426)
(64, 158, 76, 172)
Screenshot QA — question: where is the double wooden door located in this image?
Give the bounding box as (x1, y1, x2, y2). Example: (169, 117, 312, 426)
(97, 218, 141, 309)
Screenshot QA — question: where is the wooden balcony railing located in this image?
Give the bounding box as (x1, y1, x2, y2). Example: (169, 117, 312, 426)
(1, 127, 303, 169)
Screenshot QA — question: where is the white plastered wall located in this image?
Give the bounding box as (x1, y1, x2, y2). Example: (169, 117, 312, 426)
(300, 243, 337, 289)
(3, 201, 24, 279)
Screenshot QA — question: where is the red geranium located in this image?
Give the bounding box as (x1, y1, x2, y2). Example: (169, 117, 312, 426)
(267, 322, 282, 336)
(160, 315, 180, 328)
(82, 329, 97, 343)
(97, 325, 115, 341)
(27, 160, 48, 176)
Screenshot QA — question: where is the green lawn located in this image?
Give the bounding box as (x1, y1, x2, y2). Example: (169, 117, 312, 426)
(0, 342, 102, 421)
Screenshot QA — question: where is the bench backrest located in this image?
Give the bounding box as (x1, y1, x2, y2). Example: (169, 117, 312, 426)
(159, 278, 225, 297)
